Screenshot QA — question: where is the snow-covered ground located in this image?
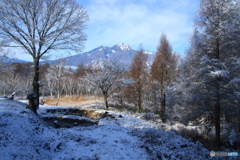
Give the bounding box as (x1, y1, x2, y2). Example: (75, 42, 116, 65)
(0, 98, 223, 159)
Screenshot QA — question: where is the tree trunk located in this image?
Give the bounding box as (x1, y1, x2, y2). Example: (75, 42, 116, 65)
(214, 42, 221, 150)
(160, 84, 166, 116)
(56, 69, 61, 106)
(160, 64, 166, 117)
(32, 58, 40, 113)
(215, 82, 221, 150)
(238, 106, 240, 134)
(162, 92, 166, 115)
(138, 86, 142, 112)
(103, 93, 109, 109)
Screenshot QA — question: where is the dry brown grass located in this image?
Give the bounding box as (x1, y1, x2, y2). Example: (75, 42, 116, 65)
(44, 96, 104, 108)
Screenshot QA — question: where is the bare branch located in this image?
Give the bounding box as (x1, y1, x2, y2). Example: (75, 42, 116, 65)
(0, 0, 88, 58)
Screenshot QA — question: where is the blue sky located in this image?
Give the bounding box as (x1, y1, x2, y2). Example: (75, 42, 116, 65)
(13, 0, 200, 61)
(82, 0, 200, 53)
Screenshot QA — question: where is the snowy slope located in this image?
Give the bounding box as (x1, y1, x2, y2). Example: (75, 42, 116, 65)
(41, 43, 154, 67)
(0, 98, 214, 160)
(111, 43, 131, 51)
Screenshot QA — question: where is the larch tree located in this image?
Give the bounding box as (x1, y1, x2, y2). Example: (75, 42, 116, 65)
(127, 45, 148, 112)
(0, 0, 88, 113)
(185, 0, 240, 149)
(151, 33, 177, 118)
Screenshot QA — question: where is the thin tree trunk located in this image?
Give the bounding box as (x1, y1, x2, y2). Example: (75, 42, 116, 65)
(238, 106, 240, 134)
(162, 92, 166, 115)
(214, 42, 221, 150)
(160, 64, 166, 116)
(103, 92, 108, 109)
(56, 78, 60, 106)
(138, 85, 142, 112)
(214, 80, 221, 150)
(160, 85, 165, 116)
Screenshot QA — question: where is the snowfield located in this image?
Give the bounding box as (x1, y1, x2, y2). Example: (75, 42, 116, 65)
(0, 98, 217, 159)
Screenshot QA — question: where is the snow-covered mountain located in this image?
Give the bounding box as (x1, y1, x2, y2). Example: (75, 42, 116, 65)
(112, 43, 132, 51)
(3, 43, 183, 67)
(60, 43, 184, 67)
(44, 43, 156, 67)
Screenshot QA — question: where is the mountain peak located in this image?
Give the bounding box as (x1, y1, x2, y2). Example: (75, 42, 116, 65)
(112, 43, 131, 51)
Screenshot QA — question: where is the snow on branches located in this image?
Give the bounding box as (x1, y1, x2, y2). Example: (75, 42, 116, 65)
(84, 59, 133, 109)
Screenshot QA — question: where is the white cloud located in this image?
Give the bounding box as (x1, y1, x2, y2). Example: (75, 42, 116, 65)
(83, 0, 199, 54)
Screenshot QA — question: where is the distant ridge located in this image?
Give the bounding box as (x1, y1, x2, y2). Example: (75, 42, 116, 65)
(3, 43, 184, 67)
(0, 55, 29, 64)
(42, 43, 156, 67)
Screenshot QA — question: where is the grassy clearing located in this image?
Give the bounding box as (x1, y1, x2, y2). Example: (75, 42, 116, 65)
(44, 96, 104, 107)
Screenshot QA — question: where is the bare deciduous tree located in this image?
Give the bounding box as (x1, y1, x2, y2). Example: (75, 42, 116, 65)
(47, 58, 66, 105)
(85, 59, 127, 109)
(0, 0, 88, 113)
(0, 43, 12, 74)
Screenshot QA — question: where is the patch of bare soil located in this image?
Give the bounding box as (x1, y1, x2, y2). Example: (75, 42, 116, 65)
(42, 117, 98, 128)
(44, 108, 102, 120)
(41, 108, 103, 129)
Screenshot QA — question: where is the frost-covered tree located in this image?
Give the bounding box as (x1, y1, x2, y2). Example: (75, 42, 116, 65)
(74, 64, 90, 97)
(0, 49, 8, 74)
(61, 68, 76, 96)
(181, 0, 240, 149)
(0, 62, 32, 96)
(222, 0, 240, 137)
(127, 45, 148, 111)
(85, 59, 127, 109)
(0, 43, 16, 76)
(0, 0, 88, 111)
(45, 73, 57, 98)
(46, 58, 66, 105)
